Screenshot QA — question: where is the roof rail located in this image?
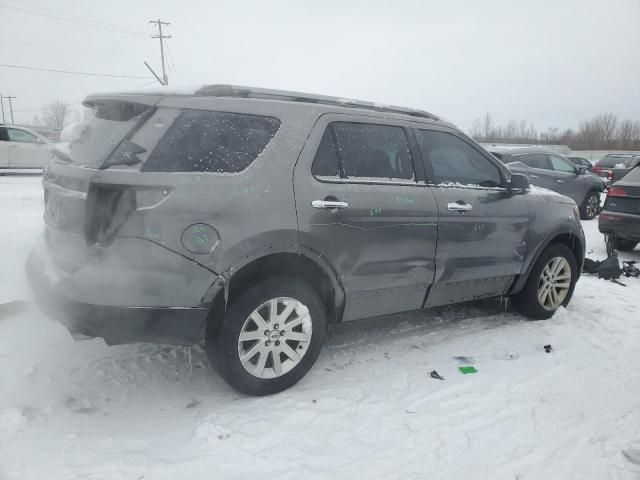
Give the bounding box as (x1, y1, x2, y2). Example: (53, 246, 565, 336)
(195, 84, 440, 121)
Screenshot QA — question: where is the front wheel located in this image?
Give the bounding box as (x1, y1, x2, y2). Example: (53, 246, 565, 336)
(511, 244, 578, 320)
(206, 277, 327, 396)
(581, 190, 600, 220)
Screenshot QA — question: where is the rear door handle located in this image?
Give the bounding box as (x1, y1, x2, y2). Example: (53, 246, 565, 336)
(447, 201, 473, 212)
(556, 179, 564, 183)
(312, 200, 349, 210)
(529, 174, 538, 179)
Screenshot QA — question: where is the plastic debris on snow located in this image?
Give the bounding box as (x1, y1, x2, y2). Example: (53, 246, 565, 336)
(458, 366, 478, 374)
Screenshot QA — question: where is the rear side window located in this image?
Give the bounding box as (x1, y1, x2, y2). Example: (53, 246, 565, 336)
(512, 153, 548, 169)
(312, 122, 414, 180)
(143, 110, 280, 173)
(416, 130, 502, 187)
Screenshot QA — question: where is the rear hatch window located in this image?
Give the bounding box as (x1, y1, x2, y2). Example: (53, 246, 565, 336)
(61, 100, 153, 168)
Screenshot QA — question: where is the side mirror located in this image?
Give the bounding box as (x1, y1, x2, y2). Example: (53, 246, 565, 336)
(509, 173, 530, 193)
(577, 166, 587, 175)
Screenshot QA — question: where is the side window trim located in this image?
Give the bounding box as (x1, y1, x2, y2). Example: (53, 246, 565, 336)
(328, 124, 346, 179)
(310, 119, 419, 186)
(414, 127, 507, 189)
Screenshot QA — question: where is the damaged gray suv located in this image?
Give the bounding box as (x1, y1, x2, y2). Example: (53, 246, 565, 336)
(27, 85, 585, 395)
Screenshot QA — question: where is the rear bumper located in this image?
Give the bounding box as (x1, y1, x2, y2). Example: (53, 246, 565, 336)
(599, 211, 640, 242)
(26, 235, 214, 345)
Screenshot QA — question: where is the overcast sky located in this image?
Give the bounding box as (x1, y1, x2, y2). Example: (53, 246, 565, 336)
(1, 0, 639, 131)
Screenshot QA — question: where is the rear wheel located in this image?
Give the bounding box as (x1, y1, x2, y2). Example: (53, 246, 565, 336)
(206, 277, 327, 396)
(511, 244, 578, 320)
(581, 190, 600, 220)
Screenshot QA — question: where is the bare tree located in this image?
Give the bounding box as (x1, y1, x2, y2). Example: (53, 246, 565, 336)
(33, 100, 71, 131)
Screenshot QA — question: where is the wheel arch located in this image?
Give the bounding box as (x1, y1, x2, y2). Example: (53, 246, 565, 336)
(510, 228, 584, 295)
(202, 248, 346, 336)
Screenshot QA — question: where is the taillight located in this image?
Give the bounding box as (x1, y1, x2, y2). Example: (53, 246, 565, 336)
(607, 171, 613, 180)
(593, 165, 600, 173)
(607, 187, 628, 197)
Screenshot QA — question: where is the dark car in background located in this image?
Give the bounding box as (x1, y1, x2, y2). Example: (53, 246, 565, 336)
(599, 166, 640, 252)
(489, 147, 605, 219)
(568, 156, 592, 171)
(593, 154, 640, 182)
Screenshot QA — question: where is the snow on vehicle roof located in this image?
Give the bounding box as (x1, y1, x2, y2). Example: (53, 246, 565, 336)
(88, 84, 206, 97)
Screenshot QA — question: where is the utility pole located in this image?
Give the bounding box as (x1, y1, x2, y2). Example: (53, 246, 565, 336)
(5, 96, 16, 124)
(0, 95, 5, 124)
(149, 19, 171, 86)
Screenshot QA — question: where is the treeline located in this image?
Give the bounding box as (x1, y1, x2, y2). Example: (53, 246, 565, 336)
(469, 113, 640, 150)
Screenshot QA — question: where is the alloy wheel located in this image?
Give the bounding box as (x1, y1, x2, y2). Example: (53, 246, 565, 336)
(586, 193, 599, 218)
(537, 256, 572, 310)
(237, 297, 313, 379)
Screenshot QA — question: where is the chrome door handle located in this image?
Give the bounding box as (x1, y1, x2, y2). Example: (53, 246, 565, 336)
(556, 179, 564, 183)
(447, 202, 473, 212)
(530, 174, 538, 179)
(312, 200, 349, 209)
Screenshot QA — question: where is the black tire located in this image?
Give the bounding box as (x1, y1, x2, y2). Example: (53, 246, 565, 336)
(511, 244, 578, 320)
(206, 277, 327, 396)
(612, 238, 638, 251)
(580, 190, 600, 220)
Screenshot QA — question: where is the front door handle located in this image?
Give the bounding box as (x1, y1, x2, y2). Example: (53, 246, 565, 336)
(447, 201, 473, 212)
(556, 179, 564, 183)
(529, 174, 538, 179)
(312, 200, 349, 210)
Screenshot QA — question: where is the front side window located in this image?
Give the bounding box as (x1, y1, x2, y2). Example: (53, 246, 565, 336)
(143, 109, 280, 173)
(416, 130, 502, 187)
(7, 128, 37, 143)
(312, 122, 414, 181)
(548, 155, 576, 173)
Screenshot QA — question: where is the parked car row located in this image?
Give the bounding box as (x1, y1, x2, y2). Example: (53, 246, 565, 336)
(26, 85, 586, 395)
(488, 147, 605, 220)
(593, 154, 640, 183)
(0, 124, 51, 168)
(599, 165, 640, 252)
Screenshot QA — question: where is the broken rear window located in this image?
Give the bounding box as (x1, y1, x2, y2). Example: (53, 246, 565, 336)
(67, 100, 152, 168)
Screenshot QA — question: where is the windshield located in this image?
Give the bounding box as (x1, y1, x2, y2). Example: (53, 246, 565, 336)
(63, 100, 152, 168)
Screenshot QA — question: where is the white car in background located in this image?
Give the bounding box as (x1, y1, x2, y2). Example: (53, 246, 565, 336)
(0, 124, 52, 169)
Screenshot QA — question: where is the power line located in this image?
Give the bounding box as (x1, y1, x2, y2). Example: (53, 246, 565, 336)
(166, 42, 180, 84)
(0, 40, 144, 59)
(0, 63, 152, 79)
(6, 0, 150, 33)
(0, 3, 148, 37)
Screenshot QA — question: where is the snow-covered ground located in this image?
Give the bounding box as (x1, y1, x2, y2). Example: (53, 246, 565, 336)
(1, 175, 640, 480)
